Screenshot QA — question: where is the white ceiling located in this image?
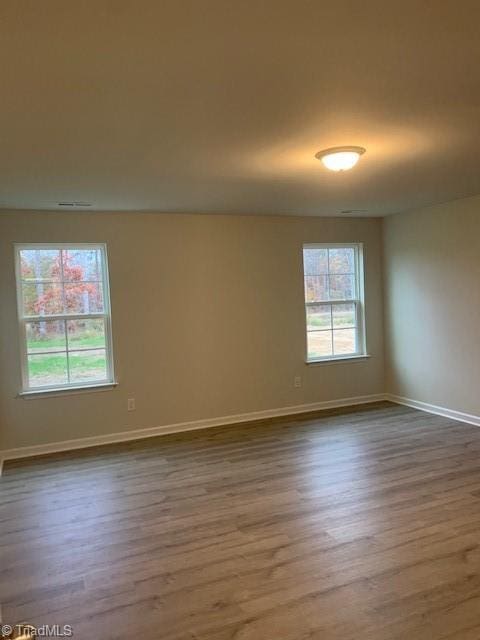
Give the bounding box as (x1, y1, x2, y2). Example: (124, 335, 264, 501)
(1, 1, 480, 216)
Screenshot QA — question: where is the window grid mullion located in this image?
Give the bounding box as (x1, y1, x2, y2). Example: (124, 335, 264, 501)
(308, 327, 356, 333)
(59, 251, 71, 384)
(65, 318, 71, 384)
(326, 248, 331, 301)
(21, 312, 107, 322)
(303, 272, 354, 277)
(21, 279, 102, 285)
(26, 346, 105, 357)
(20, 318, 28, 389)
(354, 301, 360, 354)
(305, 299, 358, 307)
(59, 249, 66, 315)
(328, 304, 333, 356)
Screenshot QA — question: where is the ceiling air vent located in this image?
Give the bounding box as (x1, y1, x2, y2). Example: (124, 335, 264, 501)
(341, 209, 368, 214)
(57, 202, 93, 207)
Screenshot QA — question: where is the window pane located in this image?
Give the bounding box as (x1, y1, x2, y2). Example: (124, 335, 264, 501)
(307, 331, 333, 359)
(328, 248, 355, 274)
(67, 319, 106, 350)
(62, 248, 103, 281)
(17, 245, 114, 391)
(64, 282, 104, 314)
(20, 249, 61, 282)
(333, 329, 356, 355)
(26, 320, 66, 353)
(303, 245, 364, 362)
(22, 282, 64, 316)
(27, 352, 68, 387)
(68, 349, 107, 383)
(305, 276, 328, 302)
(303, 249, 328, 275)
(306, 305, 331, 330)
(328, 274, 355, 300)
(332, 303, 356, 328)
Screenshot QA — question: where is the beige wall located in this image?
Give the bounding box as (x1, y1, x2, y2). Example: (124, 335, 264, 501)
(0, 211, 384, 451)
(383, 194, 480, 414)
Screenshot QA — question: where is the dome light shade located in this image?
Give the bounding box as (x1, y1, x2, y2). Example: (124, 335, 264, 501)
(315, 146, 366, 171)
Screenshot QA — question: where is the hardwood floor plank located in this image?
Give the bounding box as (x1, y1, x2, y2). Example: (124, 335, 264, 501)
(2, 402, 480, 638)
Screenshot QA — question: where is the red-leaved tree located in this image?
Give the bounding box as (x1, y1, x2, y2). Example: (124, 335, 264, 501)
(22, 252, 101, 318)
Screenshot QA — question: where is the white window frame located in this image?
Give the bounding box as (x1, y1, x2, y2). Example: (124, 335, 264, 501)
(14, 243, 115, 394)
(303, 243, 366, 363)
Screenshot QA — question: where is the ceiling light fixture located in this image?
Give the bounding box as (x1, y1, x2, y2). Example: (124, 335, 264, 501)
(315, 146, 366, 171)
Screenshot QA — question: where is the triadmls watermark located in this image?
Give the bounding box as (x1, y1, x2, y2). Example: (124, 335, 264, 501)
(1, 623, 73, 638)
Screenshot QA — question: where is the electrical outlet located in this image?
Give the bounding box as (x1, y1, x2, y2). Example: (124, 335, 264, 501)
(294, 376, 302, 388)
(127, 398, 136, 411)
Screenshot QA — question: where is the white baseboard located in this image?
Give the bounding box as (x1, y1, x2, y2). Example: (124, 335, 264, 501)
(0, 394, 387, 466)
(386, 394, 480, 427)
(3, 393, 478, 471)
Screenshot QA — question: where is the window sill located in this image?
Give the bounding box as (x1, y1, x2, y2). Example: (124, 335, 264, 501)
(18, 382, 118, 399)
(306, 354, 371, 366)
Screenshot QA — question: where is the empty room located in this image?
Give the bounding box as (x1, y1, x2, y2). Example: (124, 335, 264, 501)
(1, 2, 480, 638)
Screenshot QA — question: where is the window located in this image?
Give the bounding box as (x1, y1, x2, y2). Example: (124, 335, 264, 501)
(15, 244, 115, 392)
(303, 244, 366, 362)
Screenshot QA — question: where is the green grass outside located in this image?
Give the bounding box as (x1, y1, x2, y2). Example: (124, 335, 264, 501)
(28, 352, 106, 384)
(308, 311, 354, 328)
(27, 335, 105, 350)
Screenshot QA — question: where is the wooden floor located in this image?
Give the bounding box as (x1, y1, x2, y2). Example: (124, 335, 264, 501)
(2, 402, 480, 639)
